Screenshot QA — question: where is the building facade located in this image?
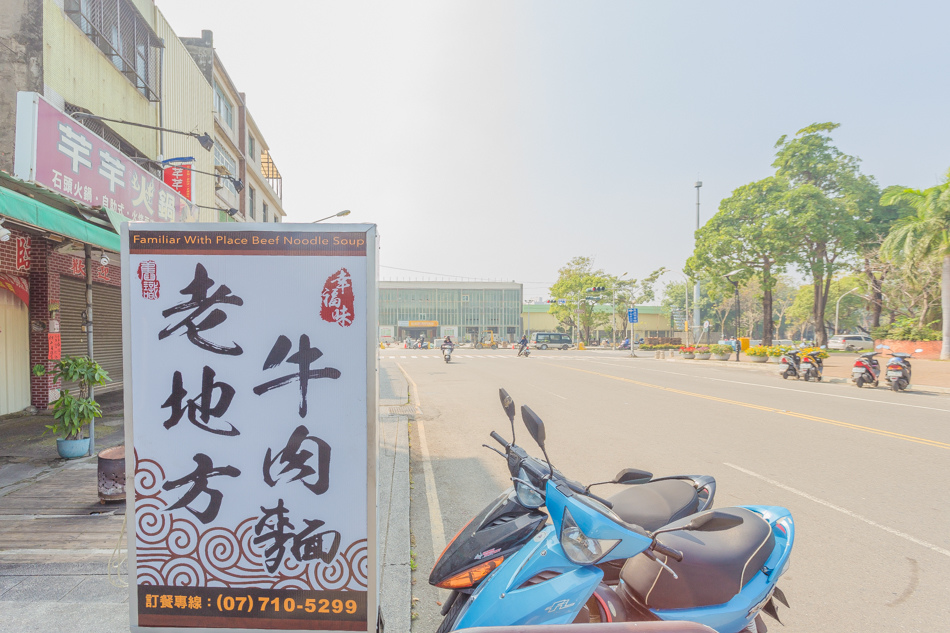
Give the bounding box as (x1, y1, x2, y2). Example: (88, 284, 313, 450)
(379, 281, 523, 344)
(0, 0, 286, 414)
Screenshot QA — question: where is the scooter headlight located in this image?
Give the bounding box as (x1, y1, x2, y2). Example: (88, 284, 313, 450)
(559, 507, 619, 565)
(514, 468, 544, 509)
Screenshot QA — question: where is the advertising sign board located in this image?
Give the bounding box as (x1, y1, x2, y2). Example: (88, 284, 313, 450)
(122, 223, 378, 632)
(163, 165, 193, 201)
(14, 92, 197, 223)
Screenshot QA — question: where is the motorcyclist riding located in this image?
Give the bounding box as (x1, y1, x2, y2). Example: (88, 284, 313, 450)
(517, 334, 528, 356)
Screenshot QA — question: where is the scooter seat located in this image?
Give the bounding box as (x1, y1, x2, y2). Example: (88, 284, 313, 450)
(608, 480, 698, 532)
(618, 507, 774, 611)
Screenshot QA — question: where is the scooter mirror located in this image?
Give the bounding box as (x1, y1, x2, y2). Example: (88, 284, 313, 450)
(820, 345, 827, 349)
(915, 348, 924, 353)
(614, 468, 653, 485)
(520, 405, 546, 449)
(876, 344, 883, 349)
(883, 345, 891, 350)
(499, 389, 516, 425)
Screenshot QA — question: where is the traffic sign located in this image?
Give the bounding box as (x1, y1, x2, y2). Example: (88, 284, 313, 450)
(628, 308, 639, 323)
(558, 299, 566, 305)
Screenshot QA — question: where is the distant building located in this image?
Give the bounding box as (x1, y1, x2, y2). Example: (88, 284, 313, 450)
(379, 281, 523, 343)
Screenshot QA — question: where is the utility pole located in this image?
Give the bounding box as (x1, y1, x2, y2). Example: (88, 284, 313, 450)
(693, 181, 702, 339)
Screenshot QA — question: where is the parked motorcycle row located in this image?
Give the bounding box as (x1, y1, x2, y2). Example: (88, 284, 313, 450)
(779, 344, 925, 392)
(430, 389, 794, 633)
(851, 344, 924, 392)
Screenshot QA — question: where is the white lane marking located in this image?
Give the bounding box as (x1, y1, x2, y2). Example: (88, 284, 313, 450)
(584, 359, 950, 414)
(725, 463, 950, 558)
(531, 384, 568, 400)
(397, 363, 447, 563)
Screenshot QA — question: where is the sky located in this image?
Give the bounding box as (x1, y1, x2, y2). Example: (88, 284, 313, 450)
(157, 1, 950, 300)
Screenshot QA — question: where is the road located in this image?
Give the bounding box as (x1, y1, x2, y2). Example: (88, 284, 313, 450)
(383, 347, 950, 633)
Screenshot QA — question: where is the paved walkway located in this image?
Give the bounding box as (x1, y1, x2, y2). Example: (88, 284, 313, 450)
(0, 370, 413, 633)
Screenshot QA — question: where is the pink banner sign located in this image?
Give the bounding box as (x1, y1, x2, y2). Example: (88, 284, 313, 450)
(14, 93, 199, 223)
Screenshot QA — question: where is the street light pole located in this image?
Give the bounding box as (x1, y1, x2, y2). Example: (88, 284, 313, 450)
(693, 181, 702, 340)
(834, 287, 859, 335)
(613, 272, 627, 349)
(312, 210, 351, 223)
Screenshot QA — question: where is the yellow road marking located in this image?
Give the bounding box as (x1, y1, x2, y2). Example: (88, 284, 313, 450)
(556, 364, 950, 451)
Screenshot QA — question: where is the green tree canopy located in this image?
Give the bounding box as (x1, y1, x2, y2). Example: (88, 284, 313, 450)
(688, 176, 792, 345)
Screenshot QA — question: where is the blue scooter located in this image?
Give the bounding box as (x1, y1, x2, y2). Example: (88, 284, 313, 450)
(443, 396, 794, 633)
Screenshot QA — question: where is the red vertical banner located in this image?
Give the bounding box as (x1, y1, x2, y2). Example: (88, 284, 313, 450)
(15, 236, 31, 271)
(48, 333, 61, 360)
(163, 165, 192, 201)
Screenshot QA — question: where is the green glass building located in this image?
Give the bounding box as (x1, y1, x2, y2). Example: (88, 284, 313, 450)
(379, 281, 523, 344)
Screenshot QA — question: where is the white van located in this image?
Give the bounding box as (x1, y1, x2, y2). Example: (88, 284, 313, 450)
(531, 332, 572, 350)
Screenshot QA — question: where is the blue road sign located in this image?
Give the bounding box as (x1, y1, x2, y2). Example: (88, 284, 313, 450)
(628, 308, 639, 323)
(558, 299, 566, 305)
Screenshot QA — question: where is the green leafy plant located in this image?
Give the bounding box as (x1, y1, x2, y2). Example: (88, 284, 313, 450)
(745, 345, 769, 357)
(709, 344, 734, 355)
(872, 317, 942, 342)
(766, 345, 789, 357)
(33, 356, 110, 440)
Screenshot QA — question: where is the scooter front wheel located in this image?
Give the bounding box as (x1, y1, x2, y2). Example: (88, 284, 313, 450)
(436, 593, 470, 633)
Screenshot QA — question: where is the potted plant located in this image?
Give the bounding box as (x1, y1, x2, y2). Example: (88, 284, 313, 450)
(766, 345, 786, 363)
(709, 344, 733, 360)
(746, 345, 770, 363)
(33, 356, 110, 459)
(694, 346, 712, 360)
(678, 345, 696, 359)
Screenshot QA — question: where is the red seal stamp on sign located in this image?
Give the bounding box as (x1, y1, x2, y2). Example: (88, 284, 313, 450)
(137, 260, 160, 300)
(320, 268, 354, 327)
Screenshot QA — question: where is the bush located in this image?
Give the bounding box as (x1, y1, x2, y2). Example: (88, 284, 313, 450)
(872, 317, 941, 342)
(767, 345, 790, 357)
(709, 344, 733, 355)
(694, 346, 711, 354)
(745, 345, 769, 357)
(641, 344, 681, 350)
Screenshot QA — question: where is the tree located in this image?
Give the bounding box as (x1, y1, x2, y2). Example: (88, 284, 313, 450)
(549, 257, 609, 345)
(774, 122, 880, 346)
(688, 177, 793, 345)
(880, 177, 950, 359)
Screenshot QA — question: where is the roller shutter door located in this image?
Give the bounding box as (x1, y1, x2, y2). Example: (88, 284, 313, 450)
(60, 276, 123, 394)
(0, 288, 30, 415)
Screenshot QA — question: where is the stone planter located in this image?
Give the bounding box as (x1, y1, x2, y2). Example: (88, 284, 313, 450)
(681, 353, 695, 359)
(57, 438, 90, 459)
(710, 353, 731, 361)
(767, 356, 781, 363)
(694, 353, 712, 360)
(749, 355, 769, 363)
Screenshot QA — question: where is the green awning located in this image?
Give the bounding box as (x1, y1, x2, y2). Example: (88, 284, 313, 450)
(0, 186, 120, 252)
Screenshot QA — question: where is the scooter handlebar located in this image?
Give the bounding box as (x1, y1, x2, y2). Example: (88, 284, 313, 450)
(490, 431, 509, 449)
(652, 541, 684, 562)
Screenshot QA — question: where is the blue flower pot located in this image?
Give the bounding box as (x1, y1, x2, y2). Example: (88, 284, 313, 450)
(57, 438, 91, 459)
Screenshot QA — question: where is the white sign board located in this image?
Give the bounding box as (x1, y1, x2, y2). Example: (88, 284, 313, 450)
(441, 326, 458, 339)
(122, 223, 378, 632)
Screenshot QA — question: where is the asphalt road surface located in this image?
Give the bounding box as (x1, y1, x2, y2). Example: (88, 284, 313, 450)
(385, 347, 950, 633)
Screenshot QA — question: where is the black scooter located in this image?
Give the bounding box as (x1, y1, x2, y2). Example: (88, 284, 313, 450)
(429, 389, 716, 622)
(882, 345, 924, 392)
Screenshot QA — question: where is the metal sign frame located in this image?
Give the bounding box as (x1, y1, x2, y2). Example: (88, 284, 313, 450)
(121, 222, 379, 633)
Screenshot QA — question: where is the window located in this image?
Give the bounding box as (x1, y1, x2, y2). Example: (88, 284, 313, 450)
(214, 81, 233, 129)
(213, 146, 239, 195)
(248, 135, 256, 162)
(65, 0, 161, 101)
(262, 202, 269, 222)
(248, 186, 256, 220)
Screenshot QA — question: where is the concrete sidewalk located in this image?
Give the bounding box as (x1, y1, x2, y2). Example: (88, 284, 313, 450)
(0, 368, 413, 633)
(662, 352, 950, 393)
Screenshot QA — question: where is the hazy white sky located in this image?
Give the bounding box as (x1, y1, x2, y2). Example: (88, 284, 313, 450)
(157, 1, 950, 298)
